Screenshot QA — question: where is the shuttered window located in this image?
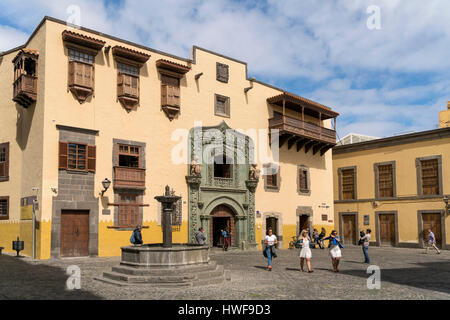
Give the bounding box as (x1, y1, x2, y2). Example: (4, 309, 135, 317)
(421, 159, 439, 195)
(68, 60, 94, 89)
(117, 63, 139, 99)
(0, 196, 9, 220)
(215, 94, 230, 117)
(299, 169, 308, 191)
(118, 194, 139, 227)
(118, 144, 140, 168)
(59, 142, 96, 172)
(378, 164, 394, 198)
(0, 142, 9, 180)
(264, 164, 279, 189)
(341, 169, 355, 200)
(161, 75, 180, 107)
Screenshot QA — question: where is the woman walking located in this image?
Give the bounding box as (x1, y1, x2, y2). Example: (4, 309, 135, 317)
(323, 230, 343, 272)
(263, 229, 278, 271)
(299, 230, 313, 273)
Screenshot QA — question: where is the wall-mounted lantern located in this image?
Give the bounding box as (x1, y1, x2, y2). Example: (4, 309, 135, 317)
(99, 178, 111, 196)
(444, 195, 449, 214)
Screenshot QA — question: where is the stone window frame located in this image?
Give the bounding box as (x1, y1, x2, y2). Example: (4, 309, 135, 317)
(112, 138, 146, 230)
(0, 196, 9, 220)
(216, 62, 229, 83)
(374, 211, 399, 247)
(297, 165, 311, 196)
(214, 93, 230, 118)
(337, 166, 357, 201)
(374, 161, 397, 200)
(263, 163, 281, 192)
(415, 155, 443, 196)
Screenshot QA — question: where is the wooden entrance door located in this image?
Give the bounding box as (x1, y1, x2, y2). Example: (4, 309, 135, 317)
(422, 212, 442, 247)
(379, 214, 396, 246)
(61, 210, 89, 257)
(342, 215, 356, 245)
(299, 215, 309, 234)
(210, 205, 235, 247)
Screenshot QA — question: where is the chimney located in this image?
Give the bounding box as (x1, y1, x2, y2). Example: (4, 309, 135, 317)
(448, 101, 450, 110)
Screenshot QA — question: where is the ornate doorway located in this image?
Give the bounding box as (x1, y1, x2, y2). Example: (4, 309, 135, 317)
(210, 205, 235, 247)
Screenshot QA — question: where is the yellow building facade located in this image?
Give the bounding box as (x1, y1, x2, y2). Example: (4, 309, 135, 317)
(0, 17, 339, 259)
(333, 126, 450, 250)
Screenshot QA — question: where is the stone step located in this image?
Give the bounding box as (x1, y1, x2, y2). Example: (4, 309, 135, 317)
(93, 276, 193, 288)
(194, 265, 224, 280)
(102, 271, 196, 284)
(114, 261, 218, 276)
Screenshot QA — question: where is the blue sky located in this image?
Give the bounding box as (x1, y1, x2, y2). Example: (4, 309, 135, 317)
(1, 0, 449, 139)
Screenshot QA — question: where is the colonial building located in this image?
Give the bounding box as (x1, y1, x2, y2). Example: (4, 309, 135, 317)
(0, 17, 338, 259)
(333, 106, 450, 249)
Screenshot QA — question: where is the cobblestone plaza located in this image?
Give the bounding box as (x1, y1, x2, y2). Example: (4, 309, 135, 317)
(0, 246, 449, 300)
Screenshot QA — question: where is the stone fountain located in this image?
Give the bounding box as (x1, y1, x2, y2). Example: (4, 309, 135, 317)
(96, 186, 225, 287)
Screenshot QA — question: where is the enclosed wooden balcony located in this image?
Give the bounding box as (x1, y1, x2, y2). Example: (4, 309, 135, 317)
(13, 74, 37, 107)
(267, 92, 339, 156)
(114, 167, 146, 189)
(12, 49, 39, 108)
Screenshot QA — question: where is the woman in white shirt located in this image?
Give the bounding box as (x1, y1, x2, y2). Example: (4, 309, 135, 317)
(298, 230, 313, 273)
(264, 229, 278, 271)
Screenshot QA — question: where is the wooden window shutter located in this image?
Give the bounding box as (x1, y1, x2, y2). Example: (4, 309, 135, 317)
(68, 61, 75, 86)
(59, 142, 69, 169)
(87, 145, 96, 172)
(161, 84, 168, 105)
(5, 143, 9, 178)
(131, 76, 139, 97)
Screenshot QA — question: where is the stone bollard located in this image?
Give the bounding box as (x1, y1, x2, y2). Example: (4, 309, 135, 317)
(241, 240, 246, 251)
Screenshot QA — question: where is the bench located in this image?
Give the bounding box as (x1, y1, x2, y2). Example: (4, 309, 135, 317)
(0, 247, 3, 255)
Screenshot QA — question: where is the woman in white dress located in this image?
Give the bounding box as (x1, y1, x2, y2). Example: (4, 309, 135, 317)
(323, 230, 343, 272)
(299, 230, 313, 273)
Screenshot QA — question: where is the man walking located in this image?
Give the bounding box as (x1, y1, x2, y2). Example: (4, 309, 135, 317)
(222, 228, 231, 251)
(426, 229, 441, 254)
(360, 229, 371, 264)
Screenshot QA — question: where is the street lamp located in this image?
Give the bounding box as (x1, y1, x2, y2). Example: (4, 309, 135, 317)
(444, 195, 449, 214)
(100, 178, 111, 196)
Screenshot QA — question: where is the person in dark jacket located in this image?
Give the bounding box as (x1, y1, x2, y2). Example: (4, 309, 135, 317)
(195, 227, 207, 245)
(318, 228, 326, 249)
(131, 226, 143, 245)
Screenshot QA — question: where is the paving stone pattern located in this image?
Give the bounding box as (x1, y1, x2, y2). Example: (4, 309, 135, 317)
(0, 246, 449, 300)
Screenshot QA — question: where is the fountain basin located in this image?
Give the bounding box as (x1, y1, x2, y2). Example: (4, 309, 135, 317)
(120, 244, 210, 269)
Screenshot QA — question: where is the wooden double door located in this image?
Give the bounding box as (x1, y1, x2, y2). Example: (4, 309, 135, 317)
(61, 210, 89, 257)
(379, 214, 396, 246)
(422, 212, 442, 247)
(342, 214, 356, 245)
(210, 205, 235, 247)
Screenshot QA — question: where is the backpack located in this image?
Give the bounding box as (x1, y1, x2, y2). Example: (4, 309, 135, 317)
(130, 232, 136, 244)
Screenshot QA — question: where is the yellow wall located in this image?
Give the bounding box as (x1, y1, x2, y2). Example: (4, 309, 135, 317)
(1, 18, 336, 258)
(333, 136, 450, 246)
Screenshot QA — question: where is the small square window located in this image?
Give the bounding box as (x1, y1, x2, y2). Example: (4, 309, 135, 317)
(215, 94, 230, 117)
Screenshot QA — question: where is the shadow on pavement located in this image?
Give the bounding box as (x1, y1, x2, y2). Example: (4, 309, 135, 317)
(339, 260, 450, 294)
(0, 255, 101, 300)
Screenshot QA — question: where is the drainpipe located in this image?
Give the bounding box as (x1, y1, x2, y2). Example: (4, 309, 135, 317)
(31, 187, 39, 260)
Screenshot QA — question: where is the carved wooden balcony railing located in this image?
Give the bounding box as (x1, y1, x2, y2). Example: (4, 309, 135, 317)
(269, 115, 336, 155)
(114, 167, 146, 189)
(13, 74, 37, 107)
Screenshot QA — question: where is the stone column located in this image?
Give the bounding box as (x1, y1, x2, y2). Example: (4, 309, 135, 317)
(186, 175, 202, 243)
(162, 206, 173, 248)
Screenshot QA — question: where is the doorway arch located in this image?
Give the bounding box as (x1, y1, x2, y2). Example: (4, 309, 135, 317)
(210, 204, 236, 248)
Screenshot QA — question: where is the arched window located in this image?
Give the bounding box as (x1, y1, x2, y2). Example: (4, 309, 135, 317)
(214, 155, 233, 178)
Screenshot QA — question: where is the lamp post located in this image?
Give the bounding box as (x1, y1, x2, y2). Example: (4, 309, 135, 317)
(99, 178, 111, 197)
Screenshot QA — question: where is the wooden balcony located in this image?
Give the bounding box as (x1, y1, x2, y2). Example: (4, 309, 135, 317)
(13, 74, 37, 108)
(269, 115, 336, 156)
(114, 167, 146, 189)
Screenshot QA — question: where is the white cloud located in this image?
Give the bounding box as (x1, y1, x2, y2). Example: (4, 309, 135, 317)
(0, 0, 448, 136)
(0, 25, 28, 51)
